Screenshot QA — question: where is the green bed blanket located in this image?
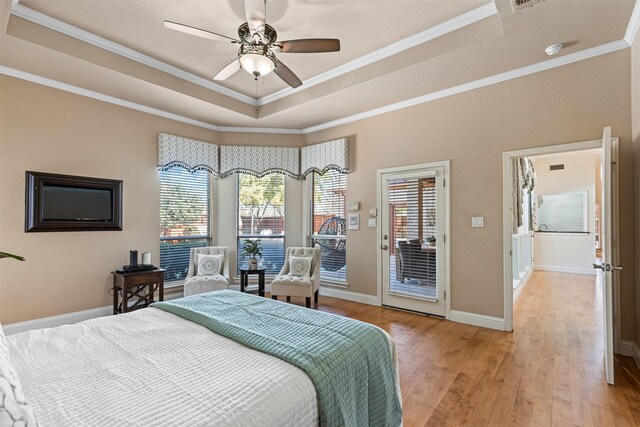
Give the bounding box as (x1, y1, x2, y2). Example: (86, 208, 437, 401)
(152, 290, 402, 427)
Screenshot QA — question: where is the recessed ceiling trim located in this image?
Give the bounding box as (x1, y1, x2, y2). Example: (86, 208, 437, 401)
(256, 2, 499, 106)
(0, 65, 304, 134)
(1, 40, 630, 136)
(215, 126, 303, 135)
(624, 0, 640, 44)
(9, 0, 498, 108)
(9, 0, 258, 106)
(301, 39, 630, 134)
(0, 65, 220, 130)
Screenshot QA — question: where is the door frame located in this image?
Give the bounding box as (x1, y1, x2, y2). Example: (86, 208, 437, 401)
(376, 160, 451, 319)
(502, 138, 620, 347)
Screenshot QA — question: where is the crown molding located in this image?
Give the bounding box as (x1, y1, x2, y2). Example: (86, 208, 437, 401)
(216, 126, 302, 134)
(625, 0, 640, 45)
(9, 0, 497, 108)
(256, 2, 499, 106)
(0, 65, 220, 130)
(9, 0, 258, 106)
(1, 40, 630, 137)
(301, 39, 629, 134)
(0, 66, 301, 134)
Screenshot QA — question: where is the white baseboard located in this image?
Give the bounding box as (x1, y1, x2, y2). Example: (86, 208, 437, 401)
(535, 265, 596, 275)
(2, 305, 112, 336)
(319, 286, 379, 306)
(449, 310, 505, 331)
(618, 339, 635, 357)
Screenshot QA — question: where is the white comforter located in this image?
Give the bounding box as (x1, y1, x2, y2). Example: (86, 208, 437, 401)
(7, 308, 319, 427)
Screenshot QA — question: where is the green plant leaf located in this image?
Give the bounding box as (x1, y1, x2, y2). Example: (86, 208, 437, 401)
(0, 252, 25, 261)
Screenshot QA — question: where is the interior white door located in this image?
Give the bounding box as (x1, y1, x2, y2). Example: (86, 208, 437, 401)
(380, 166, 446, 316)
(595, 126, 619, 385)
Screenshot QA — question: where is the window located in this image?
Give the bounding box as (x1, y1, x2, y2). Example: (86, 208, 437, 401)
(237, 174, 285, 275)
(308, 170, 347, 283)
(160, 168, 211, 282)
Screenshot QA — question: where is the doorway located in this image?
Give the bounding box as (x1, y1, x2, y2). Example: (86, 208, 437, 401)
(377, 161, 450, 317)
(502, 128, 620, 385)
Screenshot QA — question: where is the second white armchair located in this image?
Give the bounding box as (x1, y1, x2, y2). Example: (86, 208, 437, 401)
(270, 247, 321, 308)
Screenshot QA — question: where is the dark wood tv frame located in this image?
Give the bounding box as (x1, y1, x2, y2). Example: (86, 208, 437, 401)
(25, 171, 123, 232)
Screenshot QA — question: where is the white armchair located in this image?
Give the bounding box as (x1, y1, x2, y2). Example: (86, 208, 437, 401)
(183, 247, 230, 297)
(270, 247, 321, 308)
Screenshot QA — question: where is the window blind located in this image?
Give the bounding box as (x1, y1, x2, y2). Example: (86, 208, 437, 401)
(160, 168, 212, 282)
(237, 174, 285, 275)
(308, 170, 347, 283)
(388, 177, 437, 297)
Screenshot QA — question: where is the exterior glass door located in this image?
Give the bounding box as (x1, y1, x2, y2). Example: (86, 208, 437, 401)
(380, 166, 446, 316)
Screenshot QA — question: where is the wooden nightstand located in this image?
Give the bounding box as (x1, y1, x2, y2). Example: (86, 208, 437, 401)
(111, 269, 165, 314)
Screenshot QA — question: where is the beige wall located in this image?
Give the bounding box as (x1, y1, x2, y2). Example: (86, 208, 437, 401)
(632, 33, 640, 347)
(305, 50, 635, 338)
(0, 76, 218, 323)
(0, 47, 636, 341)
(0, 76, 308, 324)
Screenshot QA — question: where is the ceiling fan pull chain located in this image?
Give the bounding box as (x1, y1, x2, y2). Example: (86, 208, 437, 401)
(255, 78, 259, 111)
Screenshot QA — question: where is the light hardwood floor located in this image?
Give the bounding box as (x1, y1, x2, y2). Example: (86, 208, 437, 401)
(285, 270, 640, 426)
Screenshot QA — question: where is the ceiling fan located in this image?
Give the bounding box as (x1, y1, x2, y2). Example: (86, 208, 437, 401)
(164, 0, 341, 88)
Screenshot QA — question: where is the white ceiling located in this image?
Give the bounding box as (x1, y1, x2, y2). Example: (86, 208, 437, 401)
(1, 0, 638, 132)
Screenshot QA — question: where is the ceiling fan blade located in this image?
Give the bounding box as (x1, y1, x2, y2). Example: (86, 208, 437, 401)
(274, 60, 302, 88)
(213, 59, 241, 81)
(279, 39, 341, 53)
(244, 0, 266, 41)
(164, 20, 238, 43)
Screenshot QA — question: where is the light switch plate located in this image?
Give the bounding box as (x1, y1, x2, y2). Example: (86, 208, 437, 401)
(347, 202, 360, 212)
(368, 218, 377, 227)
(369, 208, 377, 217)
(471, 216, 484, 228)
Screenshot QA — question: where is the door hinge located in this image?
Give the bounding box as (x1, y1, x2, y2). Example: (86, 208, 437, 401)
(444, 290, 447, 300)
(443, 179, 446, 187)
(443, 234, 446, 243)
(509, 250, 512, 256)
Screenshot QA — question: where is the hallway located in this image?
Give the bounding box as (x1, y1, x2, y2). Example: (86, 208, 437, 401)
(311, 270, 640, 426)
(510, 270, 638, 426)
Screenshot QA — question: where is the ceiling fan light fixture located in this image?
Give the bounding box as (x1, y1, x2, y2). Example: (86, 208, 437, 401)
(240, 53, 275, 77)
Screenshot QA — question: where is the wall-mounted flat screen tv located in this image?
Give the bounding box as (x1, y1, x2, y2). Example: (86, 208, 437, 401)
(26, 171, 123, 232)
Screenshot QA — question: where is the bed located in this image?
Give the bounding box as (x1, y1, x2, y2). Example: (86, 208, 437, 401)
(2, 291, 402, 426)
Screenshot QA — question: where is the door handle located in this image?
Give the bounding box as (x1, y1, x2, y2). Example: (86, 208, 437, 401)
(381, 245, 388, 250)
(593, 263, 623, 272)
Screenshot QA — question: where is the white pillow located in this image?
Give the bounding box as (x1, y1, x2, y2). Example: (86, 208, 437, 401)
(288, 256, 312, 278)
(197, 254, 223, 276)
(0, 324, 39, 426)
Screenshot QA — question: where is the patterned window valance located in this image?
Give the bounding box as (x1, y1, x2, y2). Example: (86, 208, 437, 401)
(301, 138, 349, 176)
(220, 145, 300, 179)
(158, 133, 219, 176)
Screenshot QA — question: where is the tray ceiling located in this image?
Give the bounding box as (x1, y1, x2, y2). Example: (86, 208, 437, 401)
(1, 0, 637, 131)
